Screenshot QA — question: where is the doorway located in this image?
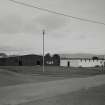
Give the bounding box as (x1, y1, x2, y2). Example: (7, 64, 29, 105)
(67, 61, 70, 67)
(37, 61, 40, 65)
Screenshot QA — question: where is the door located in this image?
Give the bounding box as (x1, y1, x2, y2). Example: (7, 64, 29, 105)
(67, 61, 70, 67)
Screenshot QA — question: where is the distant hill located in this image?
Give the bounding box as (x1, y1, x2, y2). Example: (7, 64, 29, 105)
(59, 53, 105, 59)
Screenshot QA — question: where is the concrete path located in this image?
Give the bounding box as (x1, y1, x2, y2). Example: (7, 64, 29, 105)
(0, 75, 105, 105)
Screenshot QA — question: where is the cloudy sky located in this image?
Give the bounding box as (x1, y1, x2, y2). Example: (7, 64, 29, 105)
(0, 0, 105, 55)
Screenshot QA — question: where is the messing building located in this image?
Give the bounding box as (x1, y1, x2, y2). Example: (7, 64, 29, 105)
(60, 57, 105, 67)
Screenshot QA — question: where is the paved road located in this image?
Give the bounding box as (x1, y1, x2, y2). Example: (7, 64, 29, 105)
(0, 75, 105, 105)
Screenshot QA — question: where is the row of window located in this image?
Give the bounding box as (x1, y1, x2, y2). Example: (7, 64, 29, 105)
(80, 59, 100, 62)
(63, 59, 104, 63)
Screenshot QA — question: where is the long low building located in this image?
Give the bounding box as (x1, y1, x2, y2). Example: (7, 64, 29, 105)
(60, 58, 105, 67)
(0, 54, 43, 66)
(0, 54, 60, 66)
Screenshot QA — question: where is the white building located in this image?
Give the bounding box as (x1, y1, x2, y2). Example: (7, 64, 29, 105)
(60, 58, 105, 67)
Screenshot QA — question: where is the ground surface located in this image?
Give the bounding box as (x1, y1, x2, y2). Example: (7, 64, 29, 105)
(0, 66, 105, 105)
(0, 74, 105, 105)
(0, 66, 105, 77)
(20, 84, 105, 105)
(0, 69, 66, 87)
(0, 66, 105, 87)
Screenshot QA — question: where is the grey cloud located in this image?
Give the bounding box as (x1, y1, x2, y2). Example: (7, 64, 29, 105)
(0, 45, 32, 55)
(0, 46, 21, 51)
(23, 14, 69, 37)
(68, 32, 88, 40)
(0, 13, 69, 35)
(77, 34, 88, 40)
(35, 14, 68, 31)
(0, 45, 21, 55)
(0, 14, 23, 34)
(24, 20, 43, 34)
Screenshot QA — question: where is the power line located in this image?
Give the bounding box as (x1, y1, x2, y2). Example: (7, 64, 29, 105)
(9, 0, 105, 25)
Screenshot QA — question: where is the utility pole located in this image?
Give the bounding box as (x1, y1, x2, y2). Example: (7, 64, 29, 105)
(43, 30, 45, 72)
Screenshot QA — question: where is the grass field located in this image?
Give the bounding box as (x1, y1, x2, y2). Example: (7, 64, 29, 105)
(0, 66, 105, 87)
(0, 66, 105, 76)
(0, 68, 66, 87)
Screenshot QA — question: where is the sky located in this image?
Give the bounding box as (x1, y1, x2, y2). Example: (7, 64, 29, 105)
(0, 0, 105, 55)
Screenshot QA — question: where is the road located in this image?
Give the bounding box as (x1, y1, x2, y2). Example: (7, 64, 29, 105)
(0, 74, 105, 105)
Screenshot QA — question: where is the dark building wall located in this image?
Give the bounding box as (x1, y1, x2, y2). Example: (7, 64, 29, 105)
(0, 57, 19, 66)
(5, 57, 19, 66)
(0, 58, 7, 66)
(0, 54, 43, 66)
(21, 55, 42, 66)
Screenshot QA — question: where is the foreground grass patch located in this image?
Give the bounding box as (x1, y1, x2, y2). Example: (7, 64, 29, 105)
(0, 66, 105, 87)
(0, 66, 105, 77)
